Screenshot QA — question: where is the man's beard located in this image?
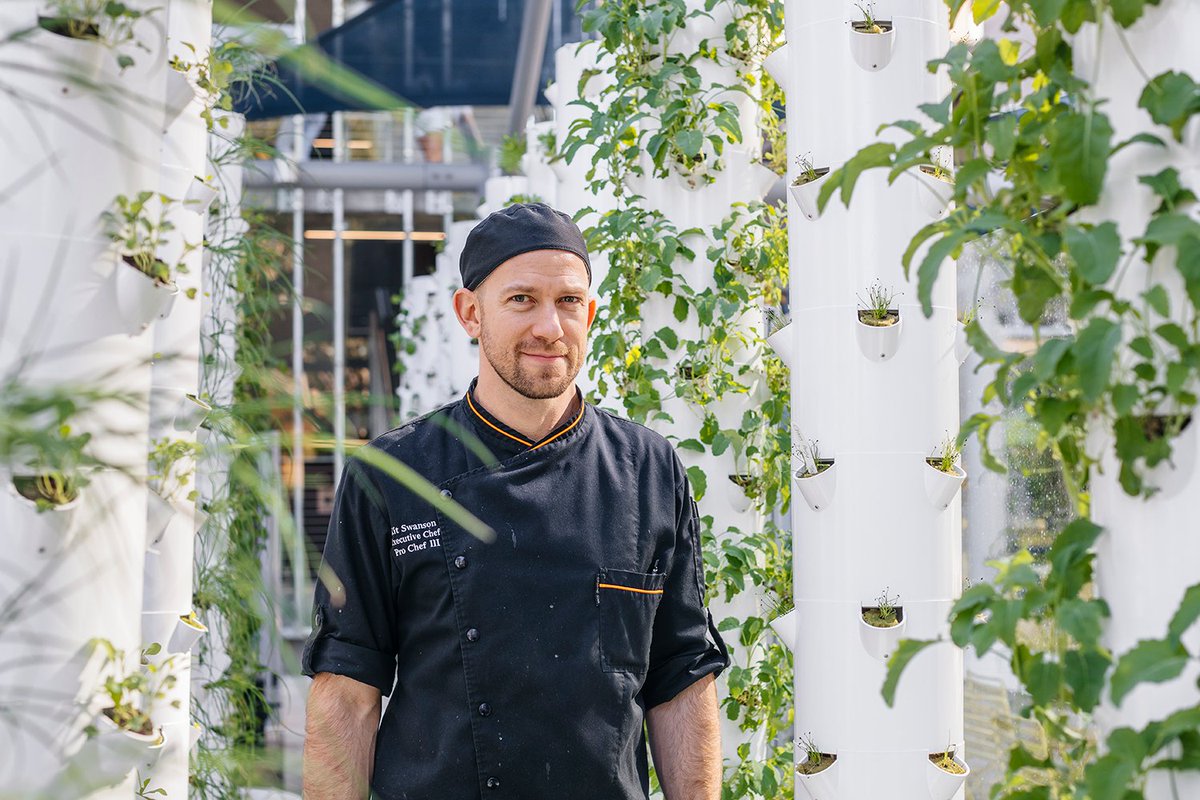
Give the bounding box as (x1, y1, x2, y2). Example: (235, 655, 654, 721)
(479, 324, 582, 400)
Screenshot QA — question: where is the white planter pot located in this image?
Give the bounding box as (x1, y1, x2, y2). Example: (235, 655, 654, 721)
(727, 475, 754, 514)
(788, 169, 831, 221)
(859, 608, 906, 661)
(769, 609, 797, 652)
(7, 476, 79, 556)
(167, 613, 208, 654)
(926, 753, 970, 800)
(766, 323, 794, 368)
(763, 42, 788, 88)
(796, 754, 840, 800)
(913, 166, 954, 219)
(184, 176, 219, 213)
(85, 710, 162, 783)
(855, 313, 902, 361)
(953, 321, 970, 365)
(795, 461, 837, 512)
(163, 69, 196, 128)
(924, 461, 966, 510)
(114, 261, 178, 332)
(549, 158, 571, 182)
(146, 489, 176, 551)
(542, 81, 560, 107)
(848, 22, 896, 71)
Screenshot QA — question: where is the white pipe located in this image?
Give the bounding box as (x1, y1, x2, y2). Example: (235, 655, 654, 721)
(289, 0, 308, 635)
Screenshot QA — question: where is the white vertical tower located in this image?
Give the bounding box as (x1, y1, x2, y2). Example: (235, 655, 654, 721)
(0, 1, 168, 796)
(778, 1, 966, 798)
(1077, 3, 1200, 798)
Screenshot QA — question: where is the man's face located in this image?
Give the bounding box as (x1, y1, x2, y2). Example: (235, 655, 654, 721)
(456, 249, 596, 400)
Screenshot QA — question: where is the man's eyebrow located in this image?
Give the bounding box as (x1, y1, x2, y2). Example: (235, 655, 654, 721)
(500, 283, 589, 295)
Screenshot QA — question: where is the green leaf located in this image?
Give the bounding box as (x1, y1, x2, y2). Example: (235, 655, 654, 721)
(1139, 71, 1200, 142)
(1144, 284, 1171, 317)
(1050, 110, 1113, 206)
(1110, 639, 1189, 707)
(1064, 649, 1110, 711)
(655, 327, 679, 351)
(686, 465, 707, 500)
(673, 296, 689, 322)
(677, 438, 705, 453)
(1073, 318, 1122, 401)
(1167, 582, 1200, 643)
(1065, 223, 1121, 285)
(881, 638, 937, 707)
(1109, 0, 1147, 26)
(673, 130, 703, 158)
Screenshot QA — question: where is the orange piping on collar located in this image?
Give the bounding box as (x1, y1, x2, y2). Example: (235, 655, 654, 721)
(466, 392, 534, 447)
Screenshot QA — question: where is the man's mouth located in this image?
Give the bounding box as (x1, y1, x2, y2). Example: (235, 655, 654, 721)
(522, 352, 565, 361)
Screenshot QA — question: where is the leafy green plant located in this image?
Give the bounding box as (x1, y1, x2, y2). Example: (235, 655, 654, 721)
(497, 134, 526, 176)
(103, 192, 193, 290)
(87, 640, 179, 738)
(38, 0, 151, 67)
(12, 471, 79, 510)
(856, 280, 899, 326)
(537, 129, 560, 163)
(148, 436, 202, 502)
(504, 193, 545, 206)
(169, 41, 237, 131)
(862, 587, 900, 628)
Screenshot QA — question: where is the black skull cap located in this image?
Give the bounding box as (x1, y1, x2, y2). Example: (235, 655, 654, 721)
(459, 202, 591, 291)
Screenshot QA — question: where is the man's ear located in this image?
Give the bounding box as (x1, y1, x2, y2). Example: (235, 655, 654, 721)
(453, 287, 482, 339)
(586, 296, 598, 329)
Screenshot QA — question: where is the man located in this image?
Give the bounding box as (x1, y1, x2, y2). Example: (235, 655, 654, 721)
(302, 202, 729, 800)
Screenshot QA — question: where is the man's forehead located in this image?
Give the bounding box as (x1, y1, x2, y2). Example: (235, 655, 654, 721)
(484, 250, 590, 290)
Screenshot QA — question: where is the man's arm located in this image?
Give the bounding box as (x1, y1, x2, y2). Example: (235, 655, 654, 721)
(304, 672, 382, 799)
(646, 673, 721, 800)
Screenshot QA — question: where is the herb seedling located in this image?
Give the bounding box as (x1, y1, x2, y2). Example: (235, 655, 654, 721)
(857, 281, 900, 326)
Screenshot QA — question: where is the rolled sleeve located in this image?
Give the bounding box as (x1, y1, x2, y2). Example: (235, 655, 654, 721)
(642, 460, 730, 709)
(301, 455, 398, 696)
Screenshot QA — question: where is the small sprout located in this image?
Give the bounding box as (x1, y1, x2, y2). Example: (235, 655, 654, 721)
(792, 435, 832, 478)
(763, 306, 790, 337)
(856, 281, 900, 326)
(796, 732, 836, 775)
(927, 435, 962, 474)
(853, 1, 886, 33)
(863, 587, 901, 628)
(791, 152, 826, 187)
(958, 304, 977, 326)
(930, 738, 966, 774)
(497, 134, 526, 176)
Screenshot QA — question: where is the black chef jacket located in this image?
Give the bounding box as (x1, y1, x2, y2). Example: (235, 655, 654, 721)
(302, 379, 730, 800)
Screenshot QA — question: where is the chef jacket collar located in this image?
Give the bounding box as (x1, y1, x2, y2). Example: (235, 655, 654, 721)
(464, 377, 588, 459)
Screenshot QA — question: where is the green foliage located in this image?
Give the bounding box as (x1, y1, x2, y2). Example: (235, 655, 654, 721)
(497, 134, 526, 176)
(38, 0, 152, 68)
(169, 41, 239, 131)
(103, 192, 195, 286)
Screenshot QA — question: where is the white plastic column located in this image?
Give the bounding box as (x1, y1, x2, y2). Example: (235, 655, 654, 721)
(1076, 4, 1200, 798)
(780, 2, 965, 798)
(0, 1, 167, 796)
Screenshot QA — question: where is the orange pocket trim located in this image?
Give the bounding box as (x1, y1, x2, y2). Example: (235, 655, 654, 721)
(598, 583, 664, 595)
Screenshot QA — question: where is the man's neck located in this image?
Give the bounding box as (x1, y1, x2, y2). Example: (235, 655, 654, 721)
(473, 371, 579, 443)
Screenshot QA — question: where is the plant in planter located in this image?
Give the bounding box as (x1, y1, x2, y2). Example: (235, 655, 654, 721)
(848, 0, 895, 71)
(914, 161, 955, 218)
(168, 42, 236, 131)
(924, 433, 967, 508)
(927, 738, 970, 800)
(87, 641, 178, 740)
(12, 470, 80, 511)
(926, 435, 961, 475)
(862, 586, 901, 628)
(103, 192, 195, 330)
(789, 152, 832, 221)
(38, 0, 151, 69)
(796, 731, 836, 776)
(763, 306, 794, 368)
(855, 280, 902, 361)
(793, 435, 836, 512)
(929, 743, 966, 775)
(497, 134, 526, 177)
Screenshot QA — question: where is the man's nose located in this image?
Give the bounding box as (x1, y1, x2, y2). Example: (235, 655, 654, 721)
(530, 303, 565, 341)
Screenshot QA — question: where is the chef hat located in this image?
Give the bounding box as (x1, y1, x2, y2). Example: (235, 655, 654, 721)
(459, 202, 591, 292)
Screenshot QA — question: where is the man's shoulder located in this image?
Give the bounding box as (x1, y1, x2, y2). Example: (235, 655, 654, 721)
(348, 399, 464, 481)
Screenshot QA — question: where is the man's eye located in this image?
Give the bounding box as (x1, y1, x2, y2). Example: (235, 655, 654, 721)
(511, 294, 529, 303)
(560, 296, 582, 304)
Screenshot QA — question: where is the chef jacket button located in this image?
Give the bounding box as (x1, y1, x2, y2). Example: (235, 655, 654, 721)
(440, 488, 452, 498)
(454, 555, 468, 569)
(478, 702, 492, 717)
(486, 777, 500, 789)
(466, 627, 480, 642)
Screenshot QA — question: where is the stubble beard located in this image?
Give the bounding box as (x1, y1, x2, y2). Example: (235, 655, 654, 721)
(479, 322, 582, 400)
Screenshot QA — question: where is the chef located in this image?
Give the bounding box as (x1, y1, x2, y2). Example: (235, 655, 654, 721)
(302, 202, 729, 800)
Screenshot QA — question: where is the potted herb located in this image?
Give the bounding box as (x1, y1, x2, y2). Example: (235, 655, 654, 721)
(793, 435, 836, 512)
(927, 741, 970, 800)
(859, 587, 905, 660)
(538, 128, 570, 181)
(83, 641, 173, 780)
(764, 306, 794, 368)
(855, 280, 902, 361)
(103, 192, 184, 332)
(848, 0, 896, 71)
(924, 435, 966, 510)
(497, 133, 526, 177)
(795, 732, 839, 798)
(37, 0, 147, 70)
(766, 593, 797, 652)
(1132, 411, 1195, 497)
(789, 152, 831, 221)
(167, 610, 208, 654)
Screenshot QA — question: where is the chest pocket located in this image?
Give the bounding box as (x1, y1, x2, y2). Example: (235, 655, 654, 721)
(597, 568, 667, 673)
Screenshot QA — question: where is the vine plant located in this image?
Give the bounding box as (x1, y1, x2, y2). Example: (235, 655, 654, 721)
(566, 1, 793, 796)
(813, 0, 1200, 797)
